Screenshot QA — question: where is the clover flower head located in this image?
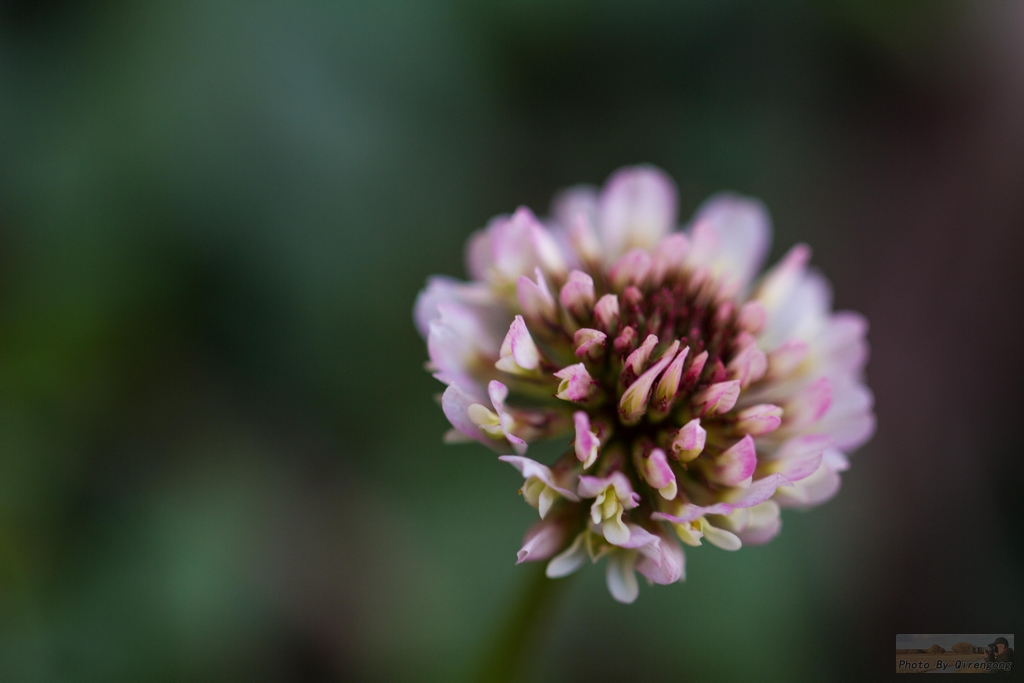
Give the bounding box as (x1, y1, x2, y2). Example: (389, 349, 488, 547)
(415, 165, 875, 603)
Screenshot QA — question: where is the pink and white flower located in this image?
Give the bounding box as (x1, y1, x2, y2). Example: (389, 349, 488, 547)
(415, 164, 874, 602)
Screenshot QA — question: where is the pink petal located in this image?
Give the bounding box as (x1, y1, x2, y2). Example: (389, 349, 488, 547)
(551, 185, 598, 236)
(728, 343, 767, 388)
(597, 165, 678, 260)
(641, 448, 676, 498)
(726, 473, 793, 509)
(710, 435, 757, 486)
(516, 269, 557, 327)
(617, 523, 662, 551)
(553, 363, 598, 402)
(559, 270, 596, 318)
(608, 248, 653, 291)
(653, 346, 690, 410)
(577, 471, 639, 508)
(465, 227, 494, 281)
(499, 455, 580, 501)
(773, 454, 843, 509)
(816, 380, 875, 450)
(681, 350, 708, 389)
(755, 243, 811, 312)
(441, 383, 500, 450)
(734, 501, 782, 546)
(414, 276, 498, 339)
(737, 300, 766, 334)
(593, 294, 620, 333)
(517, 516, 570, 564)
(735, 404, 783, 436)
(687, 193, 772, 296)
(497, 315, 541, 373)
(783, 376, 832, 430)
(637, 529, 685, 585)
(650, 232, 690, 284)
(765, 339, 809, 379)
(624, 334, 659, 377)
(573, 328, 607, 360)
(573, 411, 600, 468)
(651, 502, 735, 525)
(694, 380, 741, 416)
(818, 312, 869, 375)
(671, 418, 707, 462)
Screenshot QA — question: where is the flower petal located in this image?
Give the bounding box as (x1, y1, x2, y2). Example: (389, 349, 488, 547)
(694, 380, 741, 417)
(687, 193, 772, 296)
(499, 455, 580, 501)
(597, 165, 678, 261)
(546, 531, 589, 578)
(573, 411, 601, 468)
(606, 550, 640, 603)
(709, 435, 757, 486)
(637, 528, 685, 585)
(735, 501, 782, 546)
(517, 516, 570, 564)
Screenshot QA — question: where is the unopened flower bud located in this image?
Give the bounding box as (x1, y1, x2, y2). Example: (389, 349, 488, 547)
(618, 341, 680, 425)
(560, 269, 596, 320)
(695, 380, 740, 416)
(554, 363, 599, 403)
(640, 448, 677, 500)
(495, 315, 542, 376)
(573, 411, 601, 468)
(516, 268, 558, 328)
(573, 328, 607, 361)
(594, 294, 620, 333)
(671, 418, 706, 462)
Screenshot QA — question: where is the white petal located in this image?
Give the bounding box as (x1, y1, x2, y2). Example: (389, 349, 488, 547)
(546, 532, 589, 578)
(605, 551, 640, 603)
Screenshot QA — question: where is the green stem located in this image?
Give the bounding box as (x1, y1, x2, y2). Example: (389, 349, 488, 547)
(474, 563, 572, 683)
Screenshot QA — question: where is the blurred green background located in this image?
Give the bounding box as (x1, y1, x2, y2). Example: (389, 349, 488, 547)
(1, 1, 1022, 681)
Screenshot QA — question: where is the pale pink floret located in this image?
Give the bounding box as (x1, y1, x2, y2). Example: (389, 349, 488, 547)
(671, 418, 707, 462)
(499, 455, 580, 519)
(560, 270, 596, 318)
(573, 328, 607, 361)
(694, 379, 741, 416)
(608, 248, 653, 290)
(685, 193, 771, 297)
(517, 516, 571, 564)
(735, 404, 783, 436)
(707, 435, 757, 486)
(640, 448, 677, 500)
(624, 334, 659, 378)
(756, 434, 831, 483)
(593, 294, 620, 332)
(441, 381, 526, 454)
(578, 472, 641, 545)
(516, 268, 557, 327)
(596, 165, 678, 261)
(496, 315, 542, 375)
(554, 363, 599, 402)
(573, 411, 600, 469)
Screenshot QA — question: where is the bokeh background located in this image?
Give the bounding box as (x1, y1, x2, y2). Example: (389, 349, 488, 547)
(1, 1, 1022, 681)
